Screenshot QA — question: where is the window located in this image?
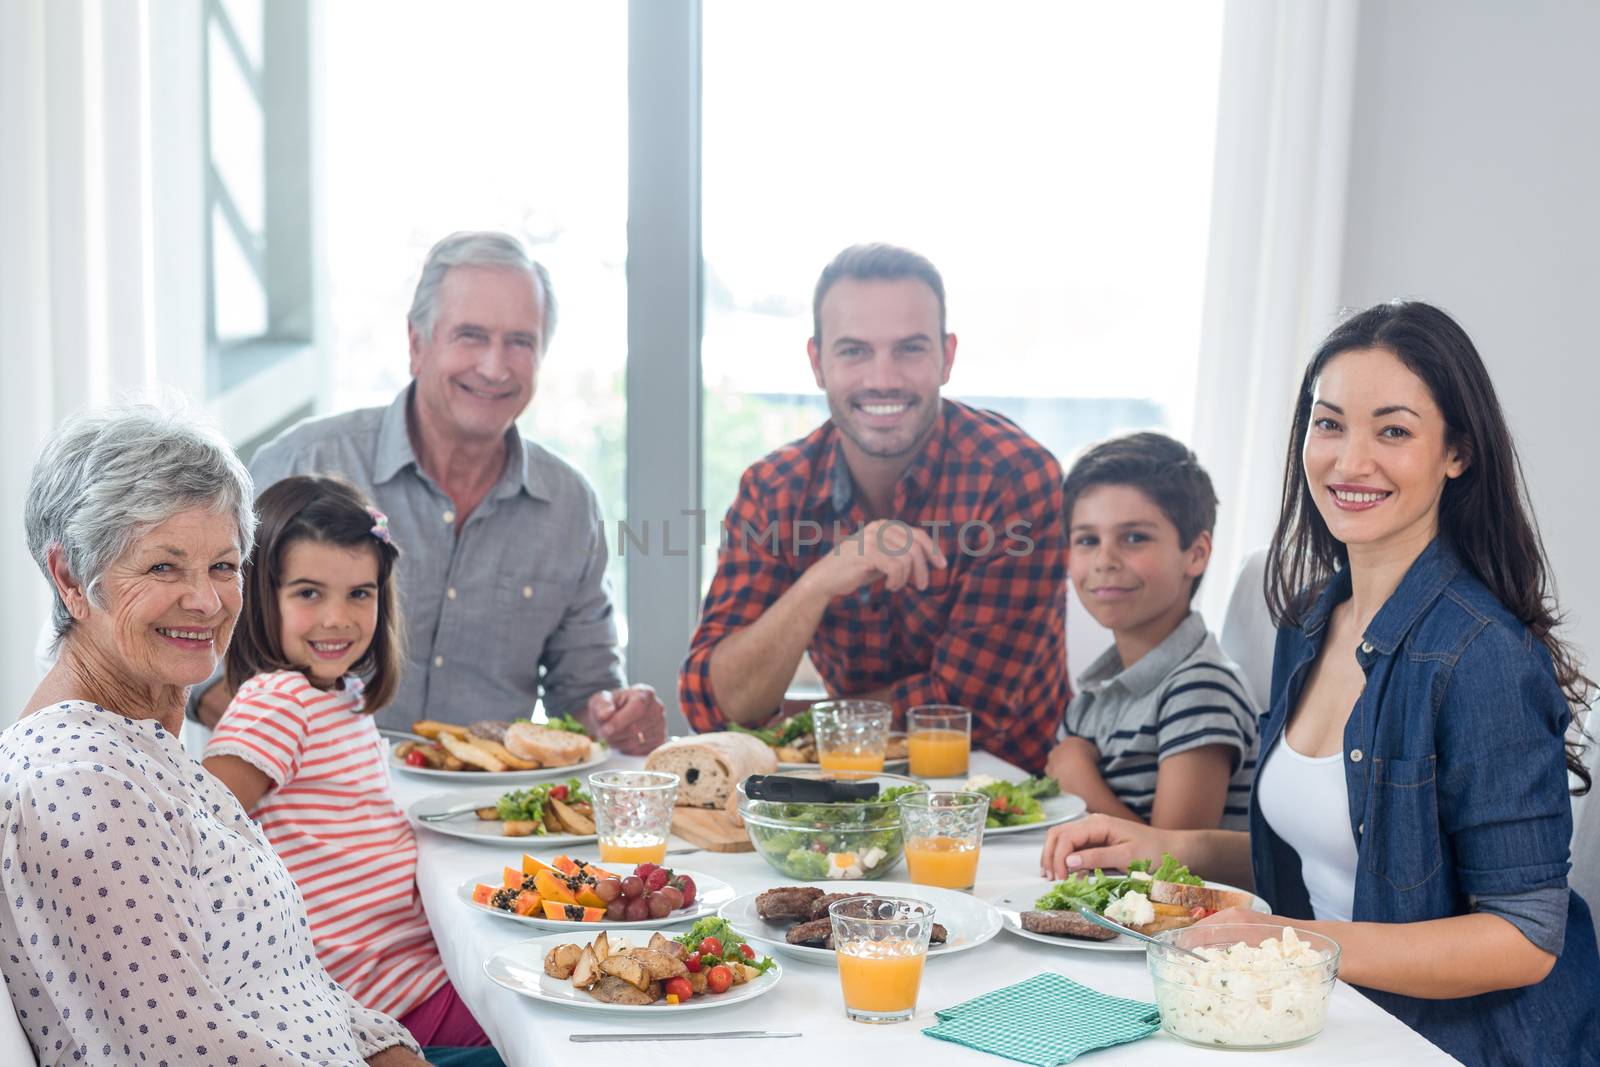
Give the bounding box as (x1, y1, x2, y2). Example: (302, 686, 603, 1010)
(699, 0, 1225, 577)
(320, 1, 630, 641)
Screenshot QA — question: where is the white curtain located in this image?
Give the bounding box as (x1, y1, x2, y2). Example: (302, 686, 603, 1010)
(1190, 0, 1361, 628)
(0, 0, 206, 726)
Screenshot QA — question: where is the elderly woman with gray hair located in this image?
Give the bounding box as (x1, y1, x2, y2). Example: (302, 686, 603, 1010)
(1, 404, 432, 1066)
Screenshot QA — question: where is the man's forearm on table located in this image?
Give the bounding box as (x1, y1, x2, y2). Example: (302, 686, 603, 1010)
(706, 580, 831, 724)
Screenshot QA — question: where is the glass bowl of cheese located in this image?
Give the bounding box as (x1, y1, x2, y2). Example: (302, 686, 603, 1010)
(1146, 924, 1340, 1050)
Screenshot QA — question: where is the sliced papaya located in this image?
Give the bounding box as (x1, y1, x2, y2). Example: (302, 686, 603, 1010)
(572, 857, 622, 882)
(503, 866, 525, 888)
(522, 854, 556, 878)
(533, 869, 577, 905)
(542, 900, 604, 922)
(472, 884, 496, 906)
(513, 890, 542, 916)
(552, 854, 580, 877)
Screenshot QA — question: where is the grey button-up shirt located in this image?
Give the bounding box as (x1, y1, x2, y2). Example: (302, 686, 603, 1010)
(247, 385, 624, 731)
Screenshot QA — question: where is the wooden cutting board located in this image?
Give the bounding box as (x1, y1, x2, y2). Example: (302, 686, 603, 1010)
(671, 807, 753, 852)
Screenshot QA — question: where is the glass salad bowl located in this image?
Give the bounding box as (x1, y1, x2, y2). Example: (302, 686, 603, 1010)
(737, 770, 928, 881)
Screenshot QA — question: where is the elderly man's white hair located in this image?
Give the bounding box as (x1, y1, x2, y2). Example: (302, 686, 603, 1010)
(23, 401, 257, 647)
(407, 231, 558, 351)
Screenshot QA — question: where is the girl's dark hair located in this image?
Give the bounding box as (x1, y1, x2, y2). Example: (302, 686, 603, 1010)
(227, 476, 405, 714)
(1266, 300, 1591, 793)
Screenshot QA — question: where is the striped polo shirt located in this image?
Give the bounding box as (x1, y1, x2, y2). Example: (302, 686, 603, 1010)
(1063, 611, 1260, 829)
(204, 670, 448, 1019)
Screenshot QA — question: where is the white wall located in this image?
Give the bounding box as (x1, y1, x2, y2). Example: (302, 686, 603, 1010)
(1339, 0, 1600, 674)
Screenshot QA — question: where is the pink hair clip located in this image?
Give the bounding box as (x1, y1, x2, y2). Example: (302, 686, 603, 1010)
(367, 507, 393, 545)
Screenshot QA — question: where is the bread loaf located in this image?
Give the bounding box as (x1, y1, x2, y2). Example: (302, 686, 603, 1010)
(644, 732, 777, 808)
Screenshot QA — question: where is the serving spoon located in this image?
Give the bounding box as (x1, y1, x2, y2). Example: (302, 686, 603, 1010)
(1074, 905, 1208, 960)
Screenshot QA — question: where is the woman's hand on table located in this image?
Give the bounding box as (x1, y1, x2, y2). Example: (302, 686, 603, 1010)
(1039, 813, 1177, 878)
(586, 684, 667, 754)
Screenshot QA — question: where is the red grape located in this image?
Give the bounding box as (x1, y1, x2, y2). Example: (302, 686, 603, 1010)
(620, 875, 644, 899)
(593, 878, 622, 903)
(604, 899, 627, 922)
(658, 885, 684, 911)
(674, 875, 697, 907)
(624, 896, 650, 922)
(646, 891, 672, 919)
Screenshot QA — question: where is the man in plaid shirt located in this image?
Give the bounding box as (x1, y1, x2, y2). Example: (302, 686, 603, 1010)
(679, 244, 1068, 773)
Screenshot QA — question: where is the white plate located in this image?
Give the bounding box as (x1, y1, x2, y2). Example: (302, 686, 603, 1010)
(912, 780, 1087, 836)
(483, 928, 783, 1014)
(407, 788, 598, 846)
(458, 866, 735, 930)
(718, 881, 1004, 966)
(990, 877, 1269, 953)
(390, 739, 611, 784)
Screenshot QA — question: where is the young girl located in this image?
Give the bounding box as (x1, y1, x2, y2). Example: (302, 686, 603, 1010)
(1041, 302, 1599, 1065)
(203, 476, 500, 1063)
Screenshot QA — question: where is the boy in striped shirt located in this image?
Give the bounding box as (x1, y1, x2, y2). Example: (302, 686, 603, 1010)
(1047, 433, 1259, 830)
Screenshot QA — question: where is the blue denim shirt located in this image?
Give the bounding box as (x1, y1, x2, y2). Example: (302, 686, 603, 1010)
(1250, 538, 1600, 1066)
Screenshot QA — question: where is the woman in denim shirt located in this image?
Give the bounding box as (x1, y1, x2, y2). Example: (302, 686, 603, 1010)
(1043, 301, 1598, 1065)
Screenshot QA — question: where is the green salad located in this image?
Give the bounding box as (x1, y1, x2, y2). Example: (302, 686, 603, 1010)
(728, 711, 813, 748)
(744, 783, 926, 880)
(673, 917, 778, 973)
(543, 713, 590, 735)
(969, 776, 1060, 827)
(494, 777, 589, 826)
(1035, 853, 1204, 913)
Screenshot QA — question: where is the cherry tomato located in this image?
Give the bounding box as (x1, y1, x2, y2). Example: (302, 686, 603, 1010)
(664, 976, 693, 1002)
(698, 936, 723, 959)
(403, 750, 428, 767)
(685, 951, 702, 973)
(706, 964, 733, 995)
(549, 784, 569, 801)
(738, 942, 755, 960)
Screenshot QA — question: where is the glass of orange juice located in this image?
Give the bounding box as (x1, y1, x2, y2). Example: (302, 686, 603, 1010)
(896, 790, 989, 890)
(812, 700, 892, 774)
(587, 770, 678, 865)
(829, 896, 938, 1023)
(906, 705, 972, 777)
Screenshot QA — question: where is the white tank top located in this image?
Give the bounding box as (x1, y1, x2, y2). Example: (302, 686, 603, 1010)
(1256, 731, 1359, 922)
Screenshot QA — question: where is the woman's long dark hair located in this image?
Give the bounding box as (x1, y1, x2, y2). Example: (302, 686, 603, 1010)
(1265, 300, 1592, 793)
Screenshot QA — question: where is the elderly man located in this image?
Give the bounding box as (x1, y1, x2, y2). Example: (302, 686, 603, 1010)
(199, 231, 664, 753)
(679, 243, 1068, 773)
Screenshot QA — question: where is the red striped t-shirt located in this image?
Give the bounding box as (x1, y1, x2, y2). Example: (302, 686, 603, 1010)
(205, 670, 447, 1019)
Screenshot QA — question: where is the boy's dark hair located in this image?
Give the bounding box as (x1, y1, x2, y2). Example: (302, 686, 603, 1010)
(227, 475, 405, 713)
(812, 243, 947, 344)
(1062, 432, 1219, 598)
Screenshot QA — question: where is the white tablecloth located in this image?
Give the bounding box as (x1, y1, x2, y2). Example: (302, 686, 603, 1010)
(394, 751, 1458, 1066)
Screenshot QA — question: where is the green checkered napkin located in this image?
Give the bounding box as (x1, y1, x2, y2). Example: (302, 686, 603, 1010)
(922, 972, 1160, 1066)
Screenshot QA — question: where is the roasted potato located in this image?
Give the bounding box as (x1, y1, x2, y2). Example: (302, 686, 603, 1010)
(474, 807, 498, 821)
(687, 970, 708, 996)
(598, 954, 651, 991)
(413, 720, 470, 741)
(542, 805, 563, 833)
(628, 948, 688, 981)
(439, 733, 507, 773)
(441, 754, 467, 771)
(589, 976, 658, 1005)
(501, 820, 541, 837)
(571, 944, 600, 989)
(647, 932, 686, 960)
(549, 797, 595, 835)
(544, 944, 580, 980)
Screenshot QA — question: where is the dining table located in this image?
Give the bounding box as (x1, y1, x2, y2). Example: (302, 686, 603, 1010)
(394, 747, 1460, 1067)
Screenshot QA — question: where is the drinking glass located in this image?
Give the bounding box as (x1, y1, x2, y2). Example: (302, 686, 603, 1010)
(587, 770, 678, 865)
(829, 896, 938, 1023)
(812, 700, 893, 774)
(896, 790, 989, 890)
(906, 705, 973, 777)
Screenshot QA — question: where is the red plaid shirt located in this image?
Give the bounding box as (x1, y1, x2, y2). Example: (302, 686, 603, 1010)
(680, 399, 1068, 774)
